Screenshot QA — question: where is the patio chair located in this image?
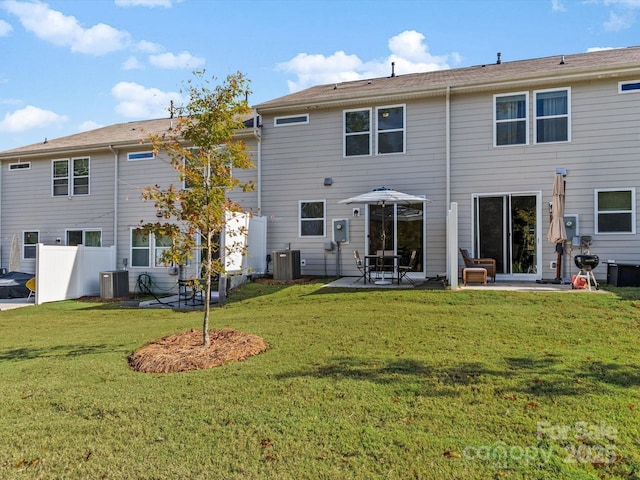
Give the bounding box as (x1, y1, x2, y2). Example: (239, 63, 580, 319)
(398, 250, 418, 284)
(26, 276, 36, 299)
(459, 248, 496, 282)
(353, 250, 370, 284)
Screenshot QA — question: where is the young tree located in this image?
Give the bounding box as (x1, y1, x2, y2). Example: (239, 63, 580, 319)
(141, 71, 255, 346)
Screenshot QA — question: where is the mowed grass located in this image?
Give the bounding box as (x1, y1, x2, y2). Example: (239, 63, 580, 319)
(1, 281, 640, 479)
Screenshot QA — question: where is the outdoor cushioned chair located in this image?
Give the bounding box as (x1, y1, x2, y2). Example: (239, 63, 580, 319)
(459, 248, 496, 283)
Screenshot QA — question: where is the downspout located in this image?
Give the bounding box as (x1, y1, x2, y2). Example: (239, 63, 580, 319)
(445, 86, 452, 282)
(109, 145, 119, 268)
(254, 109, 262, 214)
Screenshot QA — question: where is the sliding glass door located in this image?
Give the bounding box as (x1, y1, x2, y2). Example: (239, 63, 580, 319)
(474, 193, 540, 278)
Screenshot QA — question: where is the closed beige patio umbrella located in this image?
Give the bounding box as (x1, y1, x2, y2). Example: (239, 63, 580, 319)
(547, 173, 567, 281)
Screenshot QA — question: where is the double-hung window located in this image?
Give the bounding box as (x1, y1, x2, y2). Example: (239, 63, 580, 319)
(344, 109, 371, 157)
(376, 105, 405, 154)
(23, 231, 38, 259)
(494, 93, 528, 146)
(131, 229, 151, 267)
(595, 188, 635, 234)
(535, 88, 570, 143)
(131, 229, 174, 267)
(52, 157, 90, 196)
(299, 200, 325, 237)
(154, 234, 173, 267)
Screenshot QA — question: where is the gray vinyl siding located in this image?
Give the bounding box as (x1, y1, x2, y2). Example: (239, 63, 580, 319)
(1, 151, 115, 273)
(260, 99, 447, 278)
(117, 143, 258, 293)
(450, 76, 640, 278)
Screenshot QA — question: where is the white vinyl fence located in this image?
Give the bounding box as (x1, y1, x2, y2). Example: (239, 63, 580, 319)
(34, 244, 116, 305)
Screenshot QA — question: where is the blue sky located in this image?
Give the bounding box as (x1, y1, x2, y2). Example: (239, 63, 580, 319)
(1, 0, 639, 151)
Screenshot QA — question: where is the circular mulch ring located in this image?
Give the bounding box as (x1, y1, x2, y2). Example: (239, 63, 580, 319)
(128, 328, 268, 373)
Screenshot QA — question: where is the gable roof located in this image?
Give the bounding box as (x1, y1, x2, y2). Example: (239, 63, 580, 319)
(255, 46, 640, 113)
(0, 115, 258, 159)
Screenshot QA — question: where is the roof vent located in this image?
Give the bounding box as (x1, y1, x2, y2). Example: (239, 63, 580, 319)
(390, 61, 396, 78)
(559, 55, 565, 65)
(496, 52, 501, 64)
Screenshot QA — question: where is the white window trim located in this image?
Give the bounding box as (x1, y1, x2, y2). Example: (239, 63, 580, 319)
(298, 199, 326, 238)
(618, 80, 640, 94)
(493, 91, 529, 147)
(71, 156, 90, 195)
(594, 188, 636, 234)
(8, 161, 31, 171)
(127, 151, 155, 161)
(343, 107, 372, 158)
(375, 104, 406, 155)
(130, 228, 151, 268)
(533, 87, 571, 144)
(65, 228, 103, 246)
(22, 230, 39, 260)
(51, 157, 90, 196)
(130, 228, 176, 268)
(274, 114, 309, 126)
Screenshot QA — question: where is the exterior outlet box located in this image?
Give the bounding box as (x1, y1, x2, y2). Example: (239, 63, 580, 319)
(550, 261, 557, 269)
(300, 259, 306, 267)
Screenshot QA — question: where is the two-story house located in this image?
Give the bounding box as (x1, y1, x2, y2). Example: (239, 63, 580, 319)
(0, 117, 260, 295)
(2, 46, 640, 292)
(254, 46, 640, 283)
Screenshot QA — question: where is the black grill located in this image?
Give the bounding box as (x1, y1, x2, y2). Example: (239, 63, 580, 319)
(574, 255, 599, 271)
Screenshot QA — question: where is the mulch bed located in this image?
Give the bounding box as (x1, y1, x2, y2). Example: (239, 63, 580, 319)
(128, 329, 268, 373)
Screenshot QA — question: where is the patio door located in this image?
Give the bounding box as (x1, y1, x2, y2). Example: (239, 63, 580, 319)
(367, 203, 424, 272)
(473, 193, 540, 278)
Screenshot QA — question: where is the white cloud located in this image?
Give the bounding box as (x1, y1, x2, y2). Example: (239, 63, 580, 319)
(0, 18, 12, 36)
(603, 10, 637, 30)
(134, 39, 163, 53)
(277, 30, 460, 92)
(123, 56, 143, 70)
(112, 81, 184, 118)
(115, 0, 178, 7)
(78, 120, 104, 132)
(551, 0, 567, 12)
(148, 51, 205, 69)
(2, 0, 130, 55)
(586, 46, 619, 52)
(0, 105, 67, 132)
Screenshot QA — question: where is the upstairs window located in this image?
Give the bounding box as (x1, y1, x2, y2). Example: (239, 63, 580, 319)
(595, 188, 635, 234)
(619, 81, 640, 93)
(494, 93, 528, 146)
(128, 151, 154, 161)
(344, 109, 371, 157)
(274, 114, 309, 126)
(52, 157, 90, 196)
(299, 200, 325, 237)
(376, 105, 405, 154)
(9, 162, 31, 171)
(535, 88, 570, 143)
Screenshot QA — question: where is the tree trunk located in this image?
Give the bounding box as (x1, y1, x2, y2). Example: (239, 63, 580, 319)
(202, 230, 213, 346)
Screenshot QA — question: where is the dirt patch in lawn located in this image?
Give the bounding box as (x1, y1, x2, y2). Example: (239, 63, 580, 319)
(128, 329, 268, 373)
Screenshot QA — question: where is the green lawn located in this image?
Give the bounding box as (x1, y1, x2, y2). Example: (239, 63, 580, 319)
(1, 281, 639, 479)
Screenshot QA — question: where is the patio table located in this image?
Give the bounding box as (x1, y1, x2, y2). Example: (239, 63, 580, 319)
(365, 254, 401, 285)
